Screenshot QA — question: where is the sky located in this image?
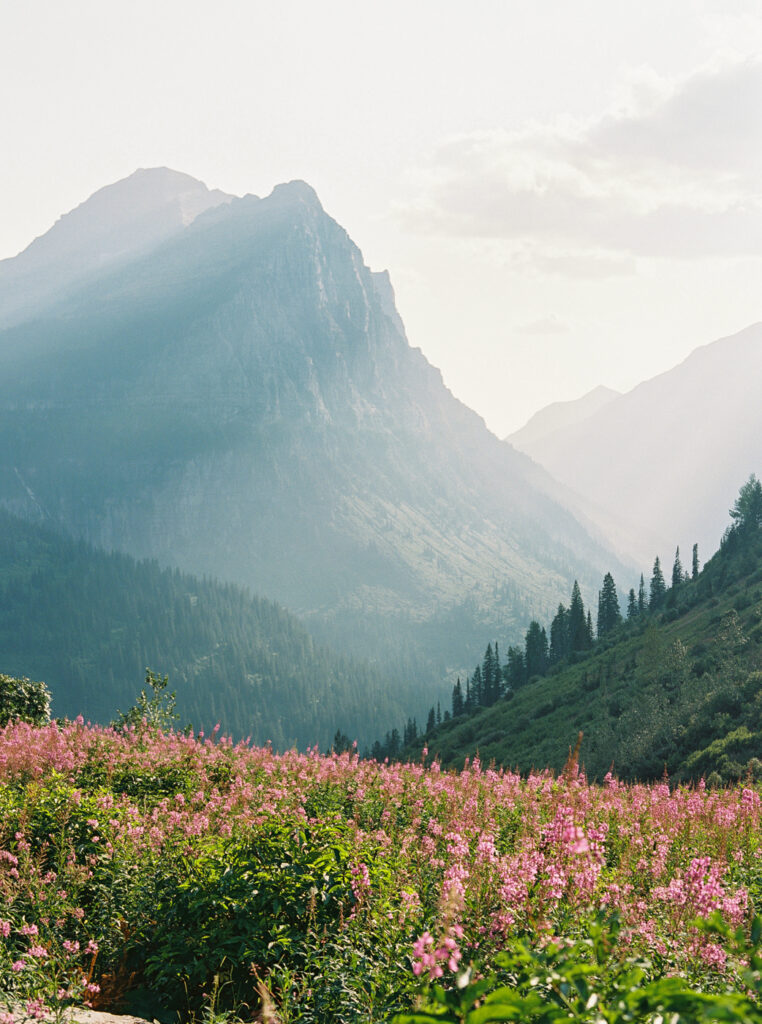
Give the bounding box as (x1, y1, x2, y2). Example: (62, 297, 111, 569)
(1, 0, 761, 436)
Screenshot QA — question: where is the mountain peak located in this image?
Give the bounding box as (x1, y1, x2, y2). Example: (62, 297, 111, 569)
(0, 168, 233, 326)
(269, 180, 323, 210)
(21, 167, 233, 264)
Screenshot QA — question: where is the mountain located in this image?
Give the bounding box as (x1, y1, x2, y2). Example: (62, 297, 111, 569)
(0, 508, 410, 749)
(402, 484, 762, 783)
(509, 324, 762, 567)
(507, 385, 620, 449)
(0, 168, 232, 328)
(0, 170, 622, 686)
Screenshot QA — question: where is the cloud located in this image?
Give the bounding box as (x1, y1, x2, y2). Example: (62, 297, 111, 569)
(585, 57, 762, 178)
(400, 56, 762, 262)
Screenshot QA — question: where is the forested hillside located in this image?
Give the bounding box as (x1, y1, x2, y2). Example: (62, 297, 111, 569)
(0, 509, 416, 748)
(395, 478, 762, 783)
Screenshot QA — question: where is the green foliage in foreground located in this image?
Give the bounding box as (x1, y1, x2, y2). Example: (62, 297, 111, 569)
(0, 673, 51, 727)
(396, 914, 762, 1024)
(3, 721, 762, 1022)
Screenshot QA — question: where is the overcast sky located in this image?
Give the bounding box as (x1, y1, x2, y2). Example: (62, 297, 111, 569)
(2, 0, 761, 435)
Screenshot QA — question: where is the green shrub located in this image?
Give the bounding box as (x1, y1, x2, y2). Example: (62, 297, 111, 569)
(0, 673, 51, 726)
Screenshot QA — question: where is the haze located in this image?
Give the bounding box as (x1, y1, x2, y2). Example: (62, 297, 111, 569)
(1, 0, 761, 435)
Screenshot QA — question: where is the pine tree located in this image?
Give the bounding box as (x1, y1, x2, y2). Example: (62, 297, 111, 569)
(649, 557, 666, 609)
(729, 474, 762, 534)
(549, 603, 569, 663)
(451, 678, 464, 718)
(638, 574, 647, 614)
(470, 665, 483, 708)
(597, 572, 622, 637)
(436, 701, 441, 726)
(627, 588, 638, 620)
(568, 581, 591, 652)
(426, 706, 436, 733)
(482, 643, 499, 706)
(671, 547, 683, 589)
(505, 646, 526, 690)
(524, 620, 549, 679)
(692, 543, 700, 580)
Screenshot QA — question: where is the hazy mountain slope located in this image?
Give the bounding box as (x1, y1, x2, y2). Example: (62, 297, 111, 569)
(512, 324, 762, 566)
(0, 168, 232, 328)
(0, 171, 622, 677)
(405, 496, 762, 783)
(507, 385, 620, 449)
(0, 509, 409, 748)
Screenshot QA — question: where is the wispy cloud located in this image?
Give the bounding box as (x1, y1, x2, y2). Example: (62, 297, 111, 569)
(400, 56, 762, 263)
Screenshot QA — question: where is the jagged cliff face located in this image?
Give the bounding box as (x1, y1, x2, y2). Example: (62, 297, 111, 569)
(0, 171, 617, 669)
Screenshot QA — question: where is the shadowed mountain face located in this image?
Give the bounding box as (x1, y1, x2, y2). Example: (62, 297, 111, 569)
(0, 171, 619, 675)
(510, 324, 762, 567)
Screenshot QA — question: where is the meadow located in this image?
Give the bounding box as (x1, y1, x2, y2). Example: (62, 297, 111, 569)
(2, 719, 762, 1022)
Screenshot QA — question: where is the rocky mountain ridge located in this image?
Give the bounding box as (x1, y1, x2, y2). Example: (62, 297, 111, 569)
(0, 169, 622, 680)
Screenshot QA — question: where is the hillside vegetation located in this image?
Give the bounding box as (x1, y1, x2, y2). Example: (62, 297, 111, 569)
(403, 479, 762, 782)
(0, 509, 414, 749)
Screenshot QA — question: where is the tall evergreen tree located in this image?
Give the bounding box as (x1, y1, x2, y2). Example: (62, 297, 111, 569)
(638, 574, 647, 614)
(597, 572, 622, 637)
(470, 665, 483, 708)
(671, 547, 683, 589)
(481, 643, 500, 706)
(451, 678, 464, 718)
(568, 581, 591, 653)
(627, 588, 638, 620)
(504, 646, 526, 690)
(692, 543, 700, 580)
(649, 557, 666, 609)
(729, 475, 762, 534)
(524, 620, 549, 679)
(549, 603, 569, 663)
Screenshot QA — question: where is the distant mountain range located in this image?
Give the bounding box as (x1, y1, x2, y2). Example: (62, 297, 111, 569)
(507, 385, 620, 450)
(508, 325, 762, 567)
(0, 168, 620, 705)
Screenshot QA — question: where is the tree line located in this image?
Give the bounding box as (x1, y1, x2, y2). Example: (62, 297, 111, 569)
(369, 475, 762, 761)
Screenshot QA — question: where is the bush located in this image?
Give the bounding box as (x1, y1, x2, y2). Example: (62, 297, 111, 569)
(0, 674, 51, 726)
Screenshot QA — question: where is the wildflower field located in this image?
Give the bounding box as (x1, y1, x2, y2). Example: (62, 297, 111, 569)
(3, 720, 762, 1022)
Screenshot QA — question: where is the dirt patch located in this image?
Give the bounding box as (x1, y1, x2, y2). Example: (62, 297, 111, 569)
(7, 1009, 154, 1024)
